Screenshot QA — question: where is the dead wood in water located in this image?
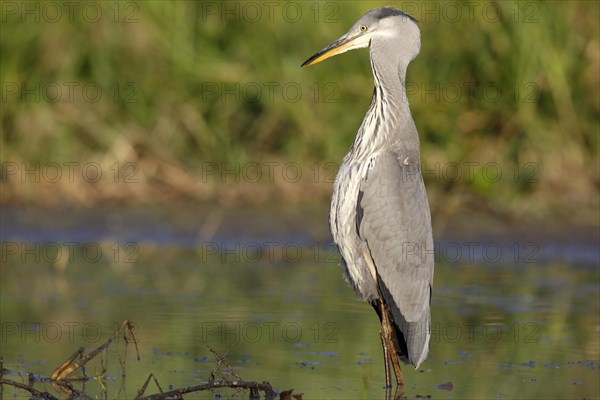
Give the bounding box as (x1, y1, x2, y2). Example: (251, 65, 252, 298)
(135, 346, 277, 399)
(51, 319, 139, 381)
(0, 320, 304, 399)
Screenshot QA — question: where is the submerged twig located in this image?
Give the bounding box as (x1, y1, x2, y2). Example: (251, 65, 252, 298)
(0, 378, 59, 400)
(135, 378, 276, 400)
(136, 373, 164, 398)
(52, 377, 94, 400)
(278, 389, 304, 400)
(50, 346, 85, 381)
(51, 320, 139, 381)
(136, 346, 277, 400)
(209, 345, 241, 381)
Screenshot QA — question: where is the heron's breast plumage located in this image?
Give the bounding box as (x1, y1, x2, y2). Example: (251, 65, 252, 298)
(329, 156, 379, 301)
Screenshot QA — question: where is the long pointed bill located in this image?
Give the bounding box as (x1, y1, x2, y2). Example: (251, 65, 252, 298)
(301, 32, 367, 67)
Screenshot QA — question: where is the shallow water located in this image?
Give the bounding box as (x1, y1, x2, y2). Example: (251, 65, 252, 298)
(1, 205, 599, 399)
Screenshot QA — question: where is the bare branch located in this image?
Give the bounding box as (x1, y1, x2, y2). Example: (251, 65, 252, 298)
(0, 378, 59, 400)
(51, 320, 139, 381)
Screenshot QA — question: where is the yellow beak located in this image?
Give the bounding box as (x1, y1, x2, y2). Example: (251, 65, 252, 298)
(301, 32, 364, 67)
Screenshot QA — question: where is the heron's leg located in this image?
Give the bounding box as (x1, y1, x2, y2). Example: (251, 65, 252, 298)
(380, 327, 392, 388)
(367, 252, 405, 387)
(392, 384, 406, 399)
(373, 299, 393, 388)
(379, 299, 404, 386)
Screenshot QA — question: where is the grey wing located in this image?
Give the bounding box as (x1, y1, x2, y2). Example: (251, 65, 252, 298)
(357, 151, 434, 367)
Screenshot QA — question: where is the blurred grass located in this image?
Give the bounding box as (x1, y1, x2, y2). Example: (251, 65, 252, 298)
(1, 1, 598, 222)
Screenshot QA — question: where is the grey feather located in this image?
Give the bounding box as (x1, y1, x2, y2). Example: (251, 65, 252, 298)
(357, 152, 433, 366)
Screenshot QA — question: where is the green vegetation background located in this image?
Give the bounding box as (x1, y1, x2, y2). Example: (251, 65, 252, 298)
(1, 1, 598, 223)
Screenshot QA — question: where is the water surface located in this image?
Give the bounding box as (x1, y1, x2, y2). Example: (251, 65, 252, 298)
(1, 205, 598, 399)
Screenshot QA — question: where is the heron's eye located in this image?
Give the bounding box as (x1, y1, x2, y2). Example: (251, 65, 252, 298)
(360, 25, 368, 32)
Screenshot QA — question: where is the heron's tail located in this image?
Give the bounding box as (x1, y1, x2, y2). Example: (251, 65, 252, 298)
(393, 318, 430, 368)
(371, 299, 431, 368)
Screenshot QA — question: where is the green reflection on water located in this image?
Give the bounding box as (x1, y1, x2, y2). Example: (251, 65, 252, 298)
(1, 245, 598, 399)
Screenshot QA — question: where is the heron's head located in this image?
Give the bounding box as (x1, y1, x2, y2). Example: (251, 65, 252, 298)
(302, 7, 420, 68)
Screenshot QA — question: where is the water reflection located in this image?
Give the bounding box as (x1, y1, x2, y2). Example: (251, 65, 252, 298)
(1, 206, 598, 399)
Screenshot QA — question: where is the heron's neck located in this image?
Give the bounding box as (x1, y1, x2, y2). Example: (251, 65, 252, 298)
(349, 54, 420, 161)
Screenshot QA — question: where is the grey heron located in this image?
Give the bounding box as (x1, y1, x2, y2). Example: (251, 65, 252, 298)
(302, 7, 434, 387)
